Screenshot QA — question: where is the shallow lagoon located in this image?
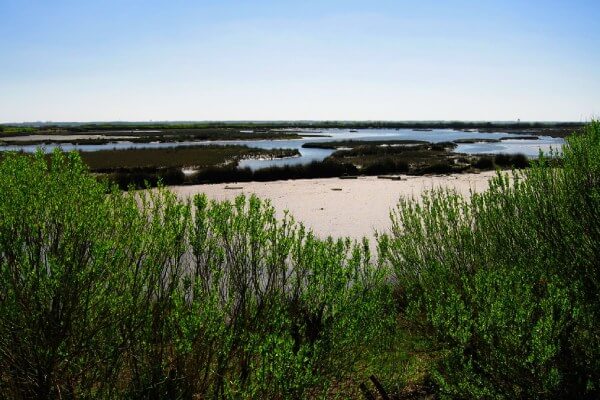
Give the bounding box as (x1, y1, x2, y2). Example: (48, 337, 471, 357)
(1, 128, 564, 170)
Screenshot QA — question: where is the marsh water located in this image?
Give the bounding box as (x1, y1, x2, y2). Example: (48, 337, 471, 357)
(1, 128, 564, 170)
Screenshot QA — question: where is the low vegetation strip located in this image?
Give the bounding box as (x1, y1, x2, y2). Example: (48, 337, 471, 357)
(0, 122, 598, 399)
(79, 145, 298, 170)
(0, 125, 301, 145)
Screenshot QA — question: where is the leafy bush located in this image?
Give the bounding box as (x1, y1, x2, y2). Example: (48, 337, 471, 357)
(379, 121, 600, 398)
(511, 153, 530, 168)
(414, 161, 457, 175)
(106, 166, 186, 189)
(192, 160, 359, 184)
(362, 157, 410, 175)
(0, 150, 392, 399)
(251, 160, 358, 181)
(494, 153, 530, 169)
(473, 155, 494, 169)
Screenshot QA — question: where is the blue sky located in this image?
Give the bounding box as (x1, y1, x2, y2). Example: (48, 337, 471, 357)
(1, 0, 599, 122)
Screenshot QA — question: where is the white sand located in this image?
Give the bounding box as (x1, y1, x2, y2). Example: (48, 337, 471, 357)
(170, 171, 497, 239)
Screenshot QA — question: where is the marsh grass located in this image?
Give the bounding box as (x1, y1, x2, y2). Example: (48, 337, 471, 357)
(81, 145, 298, 170)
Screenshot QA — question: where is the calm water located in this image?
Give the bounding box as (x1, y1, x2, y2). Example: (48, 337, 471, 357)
(1, 129, 564, 170)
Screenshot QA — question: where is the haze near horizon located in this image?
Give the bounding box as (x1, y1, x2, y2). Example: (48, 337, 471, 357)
(1, 0, 599, 123)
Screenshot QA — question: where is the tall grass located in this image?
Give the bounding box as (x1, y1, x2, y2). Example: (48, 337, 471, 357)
(0, 150, 392, 399)
(379, 121, 600, 398)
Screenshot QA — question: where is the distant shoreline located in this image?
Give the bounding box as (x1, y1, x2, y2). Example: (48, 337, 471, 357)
(0, 120, 585, 138)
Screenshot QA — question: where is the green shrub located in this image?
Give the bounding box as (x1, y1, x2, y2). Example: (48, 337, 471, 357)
(363, 157, 410, 175)
(0, 150, 392, 399)
(0, 150, 139, 398)
(473, 155, 494, 169)
(494, 153, 530, 169)
(106, 166, 185, 189)
(379, 121, 600, 398)
(414, 161, 457, 175)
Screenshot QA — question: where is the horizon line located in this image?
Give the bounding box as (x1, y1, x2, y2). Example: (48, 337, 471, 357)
(1, 119, 589, 126)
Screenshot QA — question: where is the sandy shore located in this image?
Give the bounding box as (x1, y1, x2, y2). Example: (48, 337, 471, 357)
(170, 171, 497, 239)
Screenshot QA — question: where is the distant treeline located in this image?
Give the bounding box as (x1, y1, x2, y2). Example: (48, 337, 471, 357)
(2, 120, 585, 133)
(0, 127, 302, 142)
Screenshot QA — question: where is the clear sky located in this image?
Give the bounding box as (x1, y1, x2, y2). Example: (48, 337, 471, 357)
(1, 0, 599, 122)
